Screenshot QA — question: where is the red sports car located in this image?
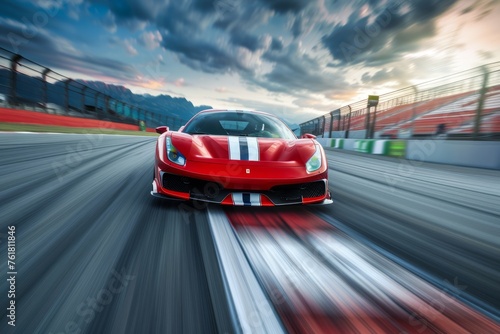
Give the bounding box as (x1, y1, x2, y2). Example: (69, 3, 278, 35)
(151, 109, 332, 206)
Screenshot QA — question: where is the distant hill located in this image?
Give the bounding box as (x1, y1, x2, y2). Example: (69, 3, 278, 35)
(78, 80, 211, 121)
(0, 69, 211, 123)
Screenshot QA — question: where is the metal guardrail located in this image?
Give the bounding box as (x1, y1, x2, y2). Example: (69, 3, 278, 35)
(300, 62, 500, 140)
(0, 47, 187, 130)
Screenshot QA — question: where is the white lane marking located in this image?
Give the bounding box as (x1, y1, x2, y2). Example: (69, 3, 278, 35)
(207, 208, 285, 334)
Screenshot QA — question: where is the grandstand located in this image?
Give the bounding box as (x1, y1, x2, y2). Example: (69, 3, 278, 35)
(300, 63, 500, 140)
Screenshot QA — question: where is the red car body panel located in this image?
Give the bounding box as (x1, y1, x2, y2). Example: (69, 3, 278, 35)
(151, 110, 331, 206)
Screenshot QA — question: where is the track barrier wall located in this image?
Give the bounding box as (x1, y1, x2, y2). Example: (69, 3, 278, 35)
(317, 138, 500, 170)
(0, 108, 156, 132)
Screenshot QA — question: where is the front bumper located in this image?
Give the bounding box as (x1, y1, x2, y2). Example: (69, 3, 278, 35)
(151, 171, 331, 206)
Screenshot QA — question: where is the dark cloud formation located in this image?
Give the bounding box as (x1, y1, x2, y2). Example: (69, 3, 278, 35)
(1, 0, 483, 117)
(156, 3, 203, 35)
(214, 2, 273, 32)
(92, 1, 464, 93)
(256, 0, 311, 14)
(270, 37, 284, 51)
(71, 0, 312, 82)
(229, 29, 263, 52)
(0, 19, 58, 58)
(88, 0, 160, 22)
(192, 0, 218, 13)
(0, 12, 138, 83)
(161, 33, 249, 74)
(253, 43, 350, 95)
(322, 0, 457, 66)
(291, 16, 304, 38)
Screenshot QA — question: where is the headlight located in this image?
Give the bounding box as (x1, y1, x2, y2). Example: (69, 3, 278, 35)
(306, 145, 322, 172)
(166, 137, 186, 166)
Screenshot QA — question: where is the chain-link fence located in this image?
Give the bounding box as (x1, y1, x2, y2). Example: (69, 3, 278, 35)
(300, 62, 500, 140)
(0, 47, 187, 130)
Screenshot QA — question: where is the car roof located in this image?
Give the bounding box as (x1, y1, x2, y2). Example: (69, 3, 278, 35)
(197, 109, 277, 118)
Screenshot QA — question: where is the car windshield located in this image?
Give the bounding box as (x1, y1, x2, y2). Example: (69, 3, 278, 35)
(183, 111, 296, 139)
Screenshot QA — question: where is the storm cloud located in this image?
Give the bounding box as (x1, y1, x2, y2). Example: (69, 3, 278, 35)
(1, 0, 494, 123)
(322, 0, 458, 66)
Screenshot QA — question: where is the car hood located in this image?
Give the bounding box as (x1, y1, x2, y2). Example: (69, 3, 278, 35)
(170, 132, 317, 165)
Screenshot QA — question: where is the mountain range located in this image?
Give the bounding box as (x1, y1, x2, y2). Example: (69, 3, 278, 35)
(0, 69, 211, 123)
(0, 69, 300, 132)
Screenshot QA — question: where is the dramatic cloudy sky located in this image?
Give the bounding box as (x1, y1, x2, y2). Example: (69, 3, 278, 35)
(0, 0, 499, 123)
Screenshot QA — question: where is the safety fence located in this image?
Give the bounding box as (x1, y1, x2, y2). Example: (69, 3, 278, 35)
(0, 47, 187, 130)
(300, 62, 500, 140)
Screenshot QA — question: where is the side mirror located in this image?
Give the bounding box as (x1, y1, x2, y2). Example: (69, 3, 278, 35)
(301, 133, 316, 139)
(156, 126, 169, 134)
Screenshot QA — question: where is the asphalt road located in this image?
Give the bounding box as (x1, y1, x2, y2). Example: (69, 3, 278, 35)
(0, 133, 233, 334)
(0, 133, 498, 333)
(318, 148, 500, 317)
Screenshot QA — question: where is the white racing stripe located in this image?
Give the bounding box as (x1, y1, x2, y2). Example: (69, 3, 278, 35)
(247, 137, 259, 161)
(228, 136, 259, 161)
(232, 193, 261, 206)
(228, 136, 241, 160)
(207, 207, 285, 334)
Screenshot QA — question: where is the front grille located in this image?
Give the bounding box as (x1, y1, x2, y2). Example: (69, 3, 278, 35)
(271, 181, 326, 201)
(162, 173, 190, 193)
(162, 173, 223, 199)
(162, 172, 326, 205)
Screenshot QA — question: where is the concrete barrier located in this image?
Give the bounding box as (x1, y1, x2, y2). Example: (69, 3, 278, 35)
(317, 137, 500, 170)
(354, 139, 374, 154)
(406, 140, 500, 170)
(352, 139, 406, 157)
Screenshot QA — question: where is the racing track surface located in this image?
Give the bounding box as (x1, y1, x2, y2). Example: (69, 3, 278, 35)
(321, 148, 500, 314)
(0, 133, 234, 333)
(0, 133, 499, 333)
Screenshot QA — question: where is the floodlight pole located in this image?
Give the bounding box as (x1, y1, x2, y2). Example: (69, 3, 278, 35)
(370, 105, 378, 139)
(366, 95, 379, 139)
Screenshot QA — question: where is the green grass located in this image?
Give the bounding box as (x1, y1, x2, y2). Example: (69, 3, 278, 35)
(0, 123, 158, 136)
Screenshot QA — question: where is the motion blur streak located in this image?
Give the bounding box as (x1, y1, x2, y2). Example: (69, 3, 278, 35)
(322, 150, 500, 315)
(207, 207, 285, 333)
(225, 208, 500, 333)
(1, 133, 499, 334)
(0, 133, 234, 334)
